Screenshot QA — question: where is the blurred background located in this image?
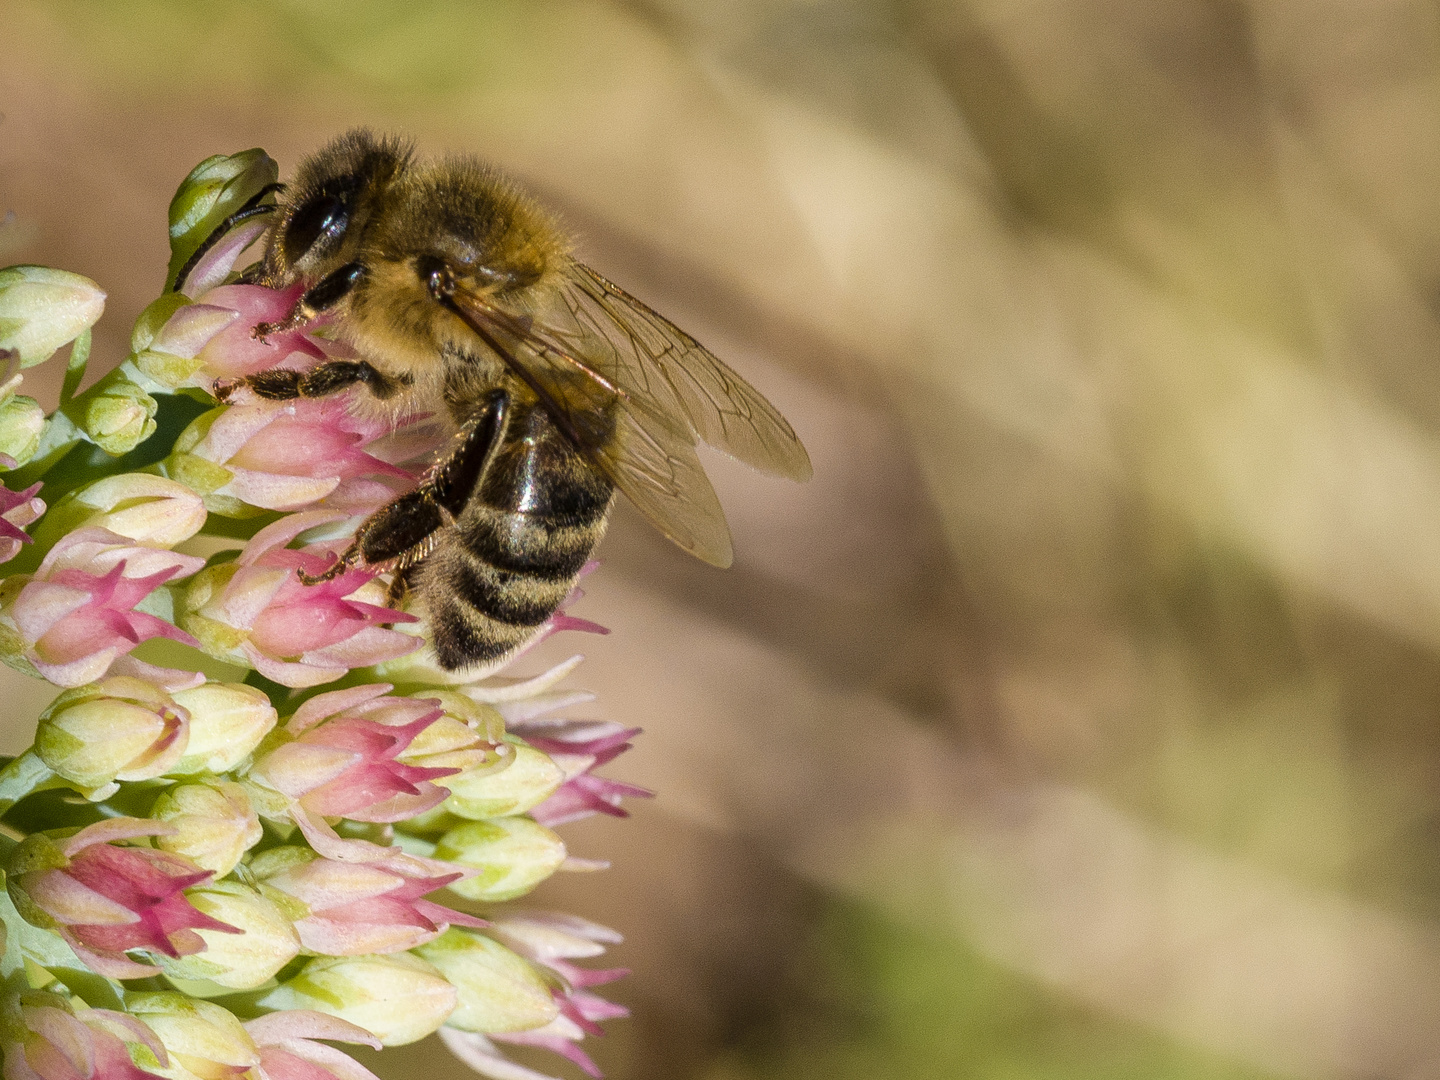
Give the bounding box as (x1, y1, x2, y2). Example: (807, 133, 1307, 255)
(5, 1, 1440, 1077)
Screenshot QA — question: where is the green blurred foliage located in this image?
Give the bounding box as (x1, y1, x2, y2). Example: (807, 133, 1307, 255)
(709, 899, 1276, 1080)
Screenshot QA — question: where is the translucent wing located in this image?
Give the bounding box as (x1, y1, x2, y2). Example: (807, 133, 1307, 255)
(525, 262, 813, 482)
(441, 286, 737, 567)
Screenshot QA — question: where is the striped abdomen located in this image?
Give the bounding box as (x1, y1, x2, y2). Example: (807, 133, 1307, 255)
(418, 399, 614, 669)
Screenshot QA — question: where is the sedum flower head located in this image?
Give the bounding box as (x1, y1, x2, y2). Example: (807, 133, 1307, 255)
(0, 147, 646, 1080)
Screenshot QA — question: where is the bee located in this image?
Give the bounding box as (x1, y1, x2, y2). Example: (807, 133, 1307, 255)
(212, 130, 811, 671)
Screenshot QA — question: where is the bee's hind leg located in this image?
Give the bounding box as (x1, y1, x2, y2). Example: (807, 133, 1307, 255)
(293, 389, 510, 593)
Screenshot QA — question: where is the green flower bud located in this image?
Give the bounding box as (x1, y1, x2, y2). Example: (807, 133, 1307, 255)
(0, 394, 45, 466)
(151, 780, 262, 876)
(0, 266, 105, 367)
(34, 676, 188, 790)
(442, 742, 564, 819)
(80, 377, 157, 456)
(166, 150, 278, 293)
(258, 954, 457, 1046)
(435, 818, 567, 902)
(125, 994, 258, 1080)
(156, 881, 299, 990)
(414, 928, 558, 1034)
(169, 682, 277, 774)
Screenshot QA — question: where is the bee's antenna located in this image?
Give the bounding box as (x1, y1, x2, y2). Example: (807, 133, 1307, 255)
(171, 182, 286, 293)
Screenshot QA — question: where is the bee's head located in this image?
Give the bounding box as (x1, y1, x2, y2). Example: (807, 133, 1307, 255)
(266, 129, 412, 282)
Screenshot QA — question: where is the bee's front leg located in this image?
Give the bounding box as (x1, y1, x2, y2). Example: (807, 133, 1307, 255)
(252, 262, 366, 340)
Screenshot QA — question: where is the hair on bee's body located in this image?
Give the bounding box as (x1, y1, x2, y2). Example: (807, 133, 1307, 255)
(223, 128, 811, 673)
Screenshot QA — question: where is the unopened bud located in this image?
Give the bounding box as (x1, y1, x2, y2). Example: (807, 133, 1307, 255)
(442, 742, 564, 820)
(125, 994, 258, 1079)
(414, 928, 558, 1034)
(436, 818, 567, 903)
(167, 149, 278, 294)
(34, 676, 188, 789)
(38, 474, 207, 549)
(0, 266, 105, 367)
(81, 377, 157, 456)
(0, 395, 45, 466)
(151, 781, 262, 876)
(156, 881, 299, 990)
(258, 954, 457, 1046)
(169, 682, 277, 774)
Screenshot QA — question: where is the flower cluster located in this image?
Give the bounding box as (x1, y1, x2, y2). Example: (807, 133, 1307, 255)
(0, 149, 648, 1080)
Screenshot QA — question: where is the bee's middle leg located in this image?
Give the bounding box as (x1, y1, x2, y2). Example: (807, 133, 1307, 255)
(216, 359, 409, 403)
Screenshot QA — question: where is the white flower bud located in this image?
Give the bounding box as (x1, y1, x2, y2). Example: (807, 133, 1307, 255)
(125, 994, 258, 1080)
(156, 881, 299, 990)
(47, 474, 208, 548)
(151, 781, 262, 876)
(169, 682, 277, 774)
(436, 818, 567, 902)
(414, 929, 558, 1034)
(442, 742, 564, 820)
(258, 954, 457, 1046)
(34, 676, 188, 789)
(0, 266, 105, 367)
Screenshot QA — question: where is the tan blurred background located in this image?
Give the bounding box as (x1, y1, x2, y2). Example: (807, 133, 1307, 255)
(7, 1, 1440, 1077)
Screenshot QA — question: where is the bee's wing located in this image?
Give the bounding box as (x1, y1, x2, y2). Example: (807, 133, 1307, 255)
(446, 288, 737, 567)
(530, 262, 813, 482)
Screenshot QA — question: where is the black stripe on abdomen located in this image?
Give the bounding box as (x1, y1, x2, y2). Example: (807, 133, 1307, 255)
(460, 510, 600, 580)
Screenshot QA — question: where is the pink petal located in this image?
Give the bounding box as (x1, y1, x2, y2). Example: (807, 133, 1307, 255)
(181, 222, 272, 299)
(299, 625, 421, 668)
(221, 469, 341, 511)
(153, 304, 241, 357)
(30, 647, 122, 689)
(238, 510, 348, 566)
(12, 580, 93, 643)
(60, 817, 175, 856)
(492, 1030, 602, 1080)
(107, 654, 207, 691)
(287, 683, 393, 735)
(245, 1011, 381, 1050)
(215, 565, 291, 628)
(241, 643, 348, 689)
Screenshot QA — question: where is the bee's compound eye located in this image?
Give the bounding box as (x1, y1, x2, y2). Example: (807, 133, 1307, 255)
(283, 193, 349, 265)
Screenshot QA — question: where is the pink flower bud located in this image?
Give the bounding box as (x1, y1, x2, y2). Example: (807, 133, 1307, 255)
(169, 401, 411, 515)
(5, 818, 239, 979)
(251, 846, 486, 955)
(0, 527, 203, 687)
(194, 284, 325, 381)
(248, 683, 458, 826)
(0, 479, 43, 564)
(180, 512, 419, 688)
(0, 990, 167, 1080)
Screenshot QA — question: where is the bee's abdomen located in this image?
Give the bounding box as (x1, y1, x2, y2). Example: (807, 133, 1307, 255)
(420, 409, 614, 669)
